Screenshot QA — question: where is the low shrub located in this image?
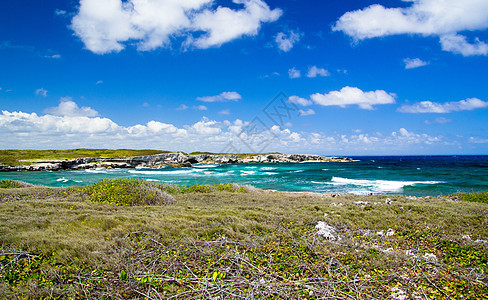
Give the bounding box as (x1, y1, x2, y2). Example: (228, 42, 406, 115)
(454, 191, 488, 204)
(0, 180, 33, 189)
(84, 178, 175, 206)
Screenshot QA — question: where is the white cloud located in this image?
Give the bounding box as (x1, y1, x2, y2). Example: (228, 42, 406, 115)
(176, 104, 189, 111)
(288, 67, 301, 78)
(193, 105, 208, 111)
(299, 109, 315, 116)
(71, 0, 282, 54)
(311, 86, 396, 110)
(45, 54, 61, 59)
(307, 66, 330, 78)
(275, 30, 301, 52)
(219, 109, 230, 115)
(35, 88, 48, 97)
(44, 97, 99, 117)
(398, 98, 488, 113)
(55, 9, 67, 16)
(333, 0, 488, 56)
(289, 95, 313, 106)
(196, 91, 242, 102)
(0, 103, 457, 154)
(425, 117, 452, 124)
(96, 80, 103, 85)
(469, 137, 488, 144)
(404, 58, 429, 69)
(440, 34, 488, 56)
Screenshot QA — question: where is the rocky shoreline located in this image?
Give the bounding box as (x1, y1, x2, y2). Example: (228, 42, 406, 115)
(0, 153, 352, 172)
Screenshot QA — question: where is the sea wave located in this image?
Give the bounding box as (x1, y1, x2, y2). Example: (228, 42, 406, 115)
(241, 170, 256, 175)
(193, 164, 220, 168)
(330, 177, 442, 192)
(128, 169, 194, 175)
(56, 177, 82, 183)
(85, 168, 109, 174)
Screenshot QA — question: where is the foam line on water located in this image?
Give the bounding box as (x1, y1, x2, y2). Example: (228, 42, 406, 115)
(128, 169, 194, 175)
(330, 177, 442, 192)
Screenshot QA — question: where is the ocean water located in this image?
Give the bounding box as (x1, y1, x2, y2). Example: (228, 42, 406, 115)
(1, 156, 488, 196)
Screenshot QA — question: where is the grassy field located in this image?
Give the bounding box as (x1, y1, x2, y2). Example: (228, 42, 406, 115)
(0, 179, 487, 299)
(0, 149, 172, 166)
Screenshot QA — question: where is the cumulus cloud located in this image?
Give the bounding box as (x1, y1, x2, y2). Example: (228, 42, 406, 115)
(307, 66, 330, 78)
(398, 98, 488, 113)
(176, 104, 189, 111)
(275, 30, 301, 52)
(219, 109, 230, 115)
(333, 0, 488, 56)
(44, 54, 61, 59)
(425, 117, 452, 124)
(0, 102, 455, 154)
(404, 58, 429, 69)
(288, 95, 313, 106)
(299, 109, 315, 116)
(55, 9, 67, 16)
(71, 0, 282, 54)
(196, 91, 242, 102)
(193, 105, 208, 111)
(440, 34, 488, 56)
(35, 88, 48, 97)
(44, 97, 99, 117)
(288, 67, 301, 78)
(310, 86, 396, 110)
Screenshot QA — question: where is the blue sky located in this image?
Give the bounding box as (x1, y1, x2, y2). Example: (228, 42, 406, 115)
(1, 0, 488, 155)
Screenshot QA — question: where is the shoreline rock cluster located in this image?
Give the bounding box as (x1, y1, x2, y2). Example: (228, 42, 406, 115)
(0, 153, 352, 172)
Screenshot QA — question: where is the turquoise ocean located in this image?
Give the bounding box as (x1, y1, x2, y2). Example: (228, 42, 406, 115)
(1, 156, 488, 196)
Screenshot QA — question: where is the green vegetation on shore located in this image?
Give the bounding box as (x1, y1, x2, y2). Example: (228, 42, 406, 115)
(0, 149, 171, 166)
(0, 180, 487, 299)
(0, 149, 285, 167)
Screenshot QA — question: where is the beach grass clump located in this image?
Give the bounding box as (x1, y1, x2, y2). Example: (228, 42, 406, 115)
(84, 178, 175, 206)
(454, 190, 488, 204)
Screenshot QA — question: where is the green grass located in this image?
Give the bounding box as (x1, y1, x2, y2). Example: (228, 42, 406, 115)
(0, 149, 172, 166)
(0, 182, 487, 299)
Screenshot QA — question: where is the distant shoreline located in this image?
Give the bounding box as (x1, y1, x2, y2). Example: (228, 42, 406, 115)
(0, 149, 352, 172)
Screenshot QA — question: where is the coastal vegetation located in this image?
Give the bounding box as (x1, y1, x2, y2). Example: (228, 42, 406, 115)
(0, 179, 487, 299)
(0, 149, 171, 166)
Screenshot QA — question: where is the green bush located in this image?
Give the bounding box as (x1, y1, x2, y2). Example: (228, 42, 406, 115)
(454, 191, 488, 204)
(0, 180, 33, 189)
(84, 178, 175, 206)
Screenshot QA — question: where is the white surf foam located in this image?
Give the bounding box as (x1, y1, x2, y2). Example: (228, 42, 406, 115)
(128, 169, 194, 175)
(330, 177, 442, 193)
(241, 170, 256, 176)
(85, 168, 109, 174)
(193, 164, 219, 168)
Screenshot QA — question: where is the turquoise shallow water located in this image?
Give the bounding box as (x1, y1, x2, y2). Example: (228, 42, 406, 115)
(1, 156, 488, 196)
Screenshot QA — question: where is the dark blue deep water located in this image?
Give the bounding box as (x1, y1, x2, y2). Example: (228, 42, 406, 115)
(1, 156, 488, 196)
